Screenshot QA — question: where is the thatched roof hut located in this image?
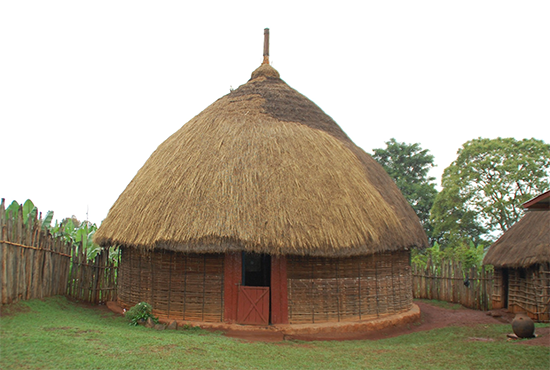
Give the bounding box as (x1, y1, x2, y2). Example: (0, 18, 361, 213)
(95, 30, 427, 326)
(484, 191, 550, 268)
(483, 190, 549, 322)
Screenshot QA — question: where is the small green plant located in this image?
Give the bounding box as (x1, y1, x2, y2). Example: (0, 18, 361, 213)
(125, 302, 159, 326)
(180, 324, 202, 332)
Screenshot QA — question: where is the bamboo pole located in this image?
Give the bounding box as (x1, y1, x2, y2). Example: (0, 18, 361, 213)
(0, 202, 6, 304)
(23, 217, 33, 300)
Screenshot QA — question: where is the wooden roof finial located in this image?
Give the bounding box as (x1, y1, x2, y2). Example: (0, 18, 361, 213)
(263, 28, 269, 65)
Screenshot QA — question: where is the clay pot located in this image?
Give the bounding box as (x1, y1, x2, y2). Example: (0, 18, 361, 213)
(512, 313, 535, 338)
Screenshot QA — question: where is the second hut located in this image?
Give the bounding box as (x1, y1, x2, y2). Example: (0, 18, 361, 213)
(483, 191, 550, 322)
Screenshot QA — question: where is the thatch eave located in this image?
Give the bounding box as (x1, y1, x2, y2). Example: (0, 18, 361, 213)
(483, 209, 550, 268)
(96, 234, 422, 258)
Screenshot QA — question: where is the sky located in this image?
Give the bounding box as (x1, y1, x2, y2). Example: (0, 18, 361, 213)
(1, 1, 549, 225)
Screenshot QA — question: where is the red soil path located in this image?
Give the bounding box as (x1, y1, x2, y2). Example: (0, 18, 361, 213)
(102, 299, 548, 345)
(224, 301, 549, 345)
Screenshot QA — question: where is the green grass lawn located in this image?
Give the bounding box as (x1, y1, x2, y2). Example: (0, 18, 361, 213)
(0, 296, 548, 369)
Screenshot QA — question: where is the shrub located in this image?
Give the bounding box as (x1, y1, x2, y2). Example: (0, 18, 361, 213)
(125, 302, 159, 326)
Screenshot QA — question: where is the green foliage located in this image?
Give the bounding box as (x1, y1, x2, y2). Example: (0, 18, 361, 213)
(430, 137, 550, 248)
(5, 200, 19, 218)
(41, 210, 54, 231)
(412, 240, 489, 273)
(125, 302, 159, 326)
(45, 213, 104, 260)
(5, 199, 38, 226)
(22, 199, 38, 225)
(372, 138, 438, 237)
(107, 245, 120, 265)
(430, 186, 488, 248)
(411, 242, 441, 269)
(180, 324, 203, 332)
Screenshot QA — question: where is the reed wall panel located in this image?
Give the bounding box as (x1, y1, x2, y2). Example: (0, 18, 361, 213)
(287, 250, 412, 324)
(507, 263, 549, 322)
(118, 247, 224, 322)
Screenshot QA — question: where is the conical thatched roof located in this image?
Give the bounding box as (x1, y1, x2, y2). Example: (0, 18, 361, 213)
(94, 62, 428, 256)
(484, 191, 550, 268)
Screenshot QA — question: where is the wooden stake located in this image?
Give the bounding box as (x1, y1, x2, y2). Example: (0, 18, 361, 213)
(263, 28, 269, 65)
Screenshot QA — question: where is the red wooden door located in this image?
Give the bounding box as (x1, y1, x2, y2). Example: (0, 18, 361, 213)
(237, 286, 270, 325)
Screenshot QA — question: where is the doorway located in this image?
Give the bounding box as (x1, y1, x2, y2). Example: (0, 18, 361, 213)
(502, 269, 509, 308)
(237, 253, 271, 325)
(242, 253, 271, 287)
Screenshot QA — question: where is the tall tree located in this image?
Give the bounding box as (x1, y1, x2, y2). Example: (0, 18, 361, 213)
(372, 138, 438, 236)
(431, 137, 550, 248)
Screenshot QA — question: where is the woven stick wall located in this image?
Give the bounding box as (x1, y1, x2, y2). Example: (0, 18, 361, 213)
(507, 263, 550, 322)
(287, 250, 411, 324)
(117, 247, 225, 322)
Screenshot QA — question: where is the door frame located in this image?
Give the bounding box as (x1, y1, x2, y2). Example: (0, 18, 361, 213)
(223, 252, 288, 324)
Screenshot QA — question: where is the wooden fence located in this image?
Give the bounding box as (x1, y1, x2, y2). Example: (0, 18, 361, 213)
(0, 199, 117, 305)
(412, 259, 494, 310)
(66, 245, 119, 304)
(0, 200, 72, 304)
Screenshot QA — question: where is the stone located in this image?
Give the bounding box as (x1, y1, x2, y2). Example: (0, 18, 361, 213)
(154, 324, 166, 331)
(145, 317, 155, 328)
(106, 301, 124, 316)
(167, 320, 177, 330)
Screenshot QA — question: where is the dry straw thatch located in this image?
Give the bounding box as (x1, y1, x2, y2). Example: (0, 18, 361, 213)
(484, 208, 550, 268)
(94, 63, 427, 256)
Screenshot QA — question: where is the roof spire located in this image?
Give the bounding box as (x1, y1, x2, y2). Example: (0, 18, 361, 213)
(250, 28, 280, 79)
(263, 28, 269, 65)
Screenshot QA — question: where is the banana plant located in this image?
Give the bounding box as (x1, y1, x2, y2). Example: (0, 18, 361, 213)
(22, 199, 37, 225)
(7, 199, 107, 262)
(5, 199, 37, 226)
(41, 210, 54, 231)
(5, 200, 20, 219)
(49, 220, 64, 238)
(85, 227, 102, 261)
(61, 218, 78, 245)
(74, 222, 101, 260)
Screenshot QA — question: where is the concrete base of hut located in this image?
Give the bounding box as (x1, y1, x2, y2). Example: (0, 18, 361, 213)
(107, 300, 420, 339)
